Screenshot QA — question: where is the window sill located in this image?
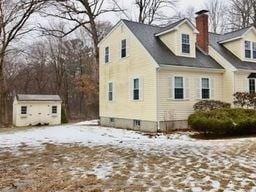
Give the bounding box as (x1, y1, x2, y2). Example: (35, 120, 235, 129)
(120, 55, 129, 61)
(52, 114, 58, 117)
(167, 98, 190, 101)
(20, 115, 28, 118)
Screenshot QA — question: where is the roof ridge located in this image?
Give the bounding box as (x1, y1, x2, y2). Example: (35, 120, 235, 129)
(223, 26, 251, 35)
(121, 19, 162, 28)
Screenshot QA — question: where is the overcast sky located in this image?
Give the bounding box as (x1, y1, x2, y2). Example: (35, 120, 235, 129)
(101, 0, 207, 23)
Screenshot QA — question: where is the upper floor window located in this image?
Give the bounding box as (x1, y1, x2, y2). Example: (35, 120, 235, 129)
(108, 82, 113, 101)
(201, 78, 210, 99)
(253, 42, 256, 59)
(249, 79, 255, 93)
(245, 41, 251, 59)
(121, 39, 127, 58)
(52, 106, 57, 114)
(105, 46, 109, 63)
(21, 106, 27, 115)
(181, 34, 190, 54)
(245, 41, 256, 59)
(133, 78, 140, 100)
(174, 76, 184, 99)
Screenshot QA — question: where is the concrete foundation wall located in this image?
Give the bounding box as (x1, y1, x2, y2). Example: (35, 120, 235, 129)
(100, 117, 189, 132)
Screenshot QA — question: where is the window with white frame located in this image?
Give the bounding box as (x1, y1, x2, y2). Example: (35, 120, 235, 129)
(121, 39, 127, 58)
(245, 41, 251, 59)
(181, 34, 190, 54)
(108, 82, 113, 101)
(105, 46, 109, 63)
(52, 106, 57, 114)
(133, 78, 140, 100)
(249, 79, 256, 93)
(253, 42, 256, 59)
(174, 76, 184, 99)
(21, 106, 27, 115)
(201, 78, 210, 99)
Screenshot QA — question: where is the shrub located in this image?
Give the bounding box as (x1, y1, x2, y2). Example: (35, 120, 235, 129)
(193, 100, 231, 112)
(233, 92, 256, 109)
(188, 108, 256, 135)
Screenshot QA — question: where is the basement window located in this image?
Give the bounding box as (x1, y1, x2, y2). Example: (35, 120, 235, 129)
(110, 118, 115, 123)
(133, 120, 141, 127)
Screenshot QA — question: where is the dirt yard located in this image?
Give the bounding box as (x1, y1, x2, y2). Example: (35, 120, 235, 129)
(0, 122, 256, 191)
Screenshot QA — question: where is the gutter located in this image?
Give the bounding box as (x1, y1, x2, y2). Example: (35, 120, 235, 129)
(156, 67, 160, 132)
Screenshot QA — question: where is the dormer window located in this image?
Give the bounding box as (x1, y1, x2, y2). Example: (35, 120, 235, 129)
(245, 41, 251, 59)
(181, 34, 190, 54)
(245, 41, 256, 59)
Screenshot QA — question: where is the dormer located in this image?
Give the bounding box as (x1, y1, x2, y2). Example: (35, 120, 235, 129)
(155, 18, 199, 58)
(218, 26, 256, 62)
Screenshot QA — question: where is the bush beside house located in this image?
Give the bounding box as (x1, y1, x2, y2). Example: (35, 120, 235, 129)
(188, 95, 256, 136)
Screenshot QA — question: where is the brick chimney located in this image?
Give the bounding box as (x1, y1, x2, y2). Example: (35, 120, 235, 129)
(195, 10, 209, 53)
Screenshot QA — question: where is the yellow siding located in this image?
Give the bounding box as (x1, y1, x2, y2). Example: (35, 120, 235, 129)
(158, 69, 223, 121)
(209, 46, 235, 103)
(223, 39, 243, 61)
(99, 22, 158, 121)
(223, 29, 256, 62)
(234, 71, 250, 92)
(159, 23, 196, 58)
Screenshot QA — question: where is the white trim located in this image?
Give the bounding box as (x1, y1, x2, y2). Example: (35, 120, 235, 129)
(155, 19, 199, 37)
(108, 81, 114, 102)
(173, 75, 185, 100)
(130, 76, 142, 102)
(180, 33, 191, 55)
(98, 20, 123, 46)
(219, 26, 256, 44)
(200, 77, 211, 100)
(160, 64, 225, 73)
(122, 21, 159, 68)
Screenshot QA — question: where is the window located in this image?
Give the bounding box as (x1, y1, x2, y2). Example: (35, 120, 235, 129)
(245, 41, 251, 58)
(21, 106, 27, 115)
(105, 46, 109, 63)
(182, 34, 190, 54)
(249, 79, 255, 93)
(52, 106, 57, 114)
(133, 78, 140, 100)
(108, 82, 113, 101)
(253, 42, 256, 59)
(133, 120, 141, 127)
(121, 39, 127, 58)
(201, 78, 210, 99)
(174, 76, 184, 99)
(110, 118, 115, 123)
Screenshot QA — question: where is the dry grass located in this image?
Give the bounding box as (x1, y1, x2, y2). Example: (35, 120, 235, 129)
(0, 140, 256, 191)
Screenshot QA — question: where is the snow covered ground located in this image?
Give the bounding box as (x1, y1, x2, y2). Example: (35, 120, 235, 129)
(0, 121, 256, 191)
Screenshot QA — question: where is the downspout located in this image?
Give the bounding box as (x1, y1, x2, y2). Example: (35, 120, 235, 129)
(156, 67, 160, 132)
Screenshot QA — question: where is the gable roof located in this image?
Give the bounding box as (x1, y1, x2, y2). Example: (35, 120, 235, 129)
(218, 26, 255, 43)
(122, 19, 223, 70)
(155, 18, 199, 36)
(209, 32, 256, 70)
(16, 94, 62, 102)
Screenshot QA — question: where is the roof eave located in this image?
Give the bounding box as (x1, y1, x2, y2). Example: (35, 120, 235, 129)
(155, 19, 199, 37)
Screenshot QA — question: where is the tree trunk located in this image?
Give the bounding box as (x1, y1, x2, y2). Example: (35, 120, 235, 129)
(0, 54, 8, 127)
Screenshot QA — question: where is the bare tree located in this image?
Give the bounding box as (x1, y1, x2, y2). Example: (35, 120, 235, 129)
(41, 0, 119, 64)
(205, 0, 228, 33)
(134, 0, 177, 24)
(228, 0, 254, 30)
(0, 0, 47, 126)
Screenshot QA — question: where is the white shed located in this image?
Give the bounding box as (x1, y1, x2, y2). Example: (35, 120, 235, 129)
(13, 94, 62, 127)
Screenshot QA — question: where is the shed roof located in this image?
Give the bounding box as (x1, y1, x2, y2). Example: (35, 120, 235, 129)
(16, 94, 62, 101)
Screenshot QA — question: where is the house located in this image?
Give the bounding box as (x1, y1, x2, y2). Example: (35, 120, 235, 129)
(13, 94, 62, 127)
(99, 10, 256, 132)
